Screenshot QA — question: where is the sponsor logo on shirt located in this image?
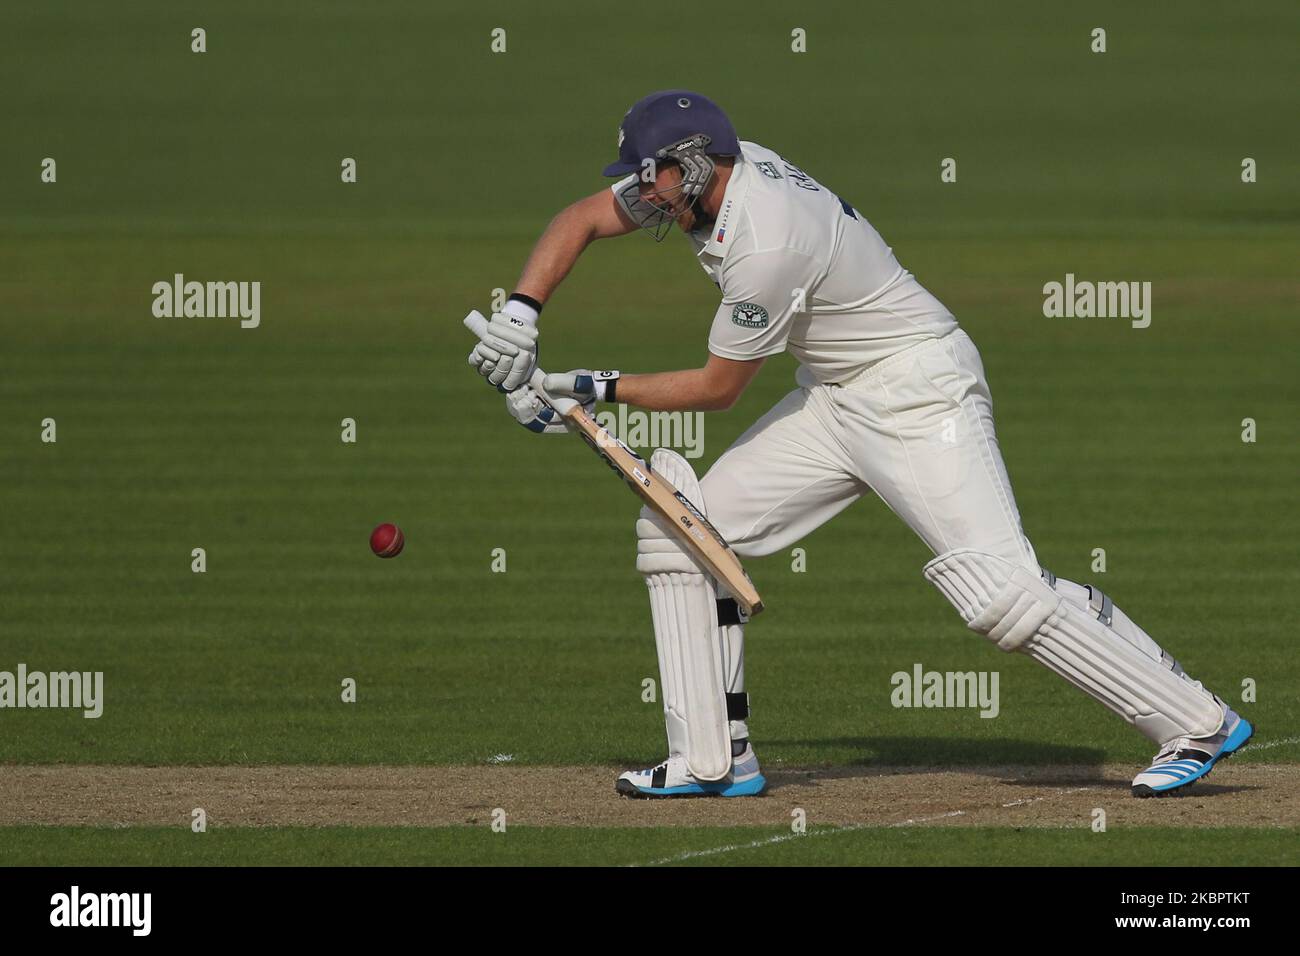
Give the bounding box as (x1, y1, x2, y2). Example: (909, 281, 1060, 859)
(756, 161, 783, 179)
(731, 303, 769, 328)
(712, 198, 734, 244)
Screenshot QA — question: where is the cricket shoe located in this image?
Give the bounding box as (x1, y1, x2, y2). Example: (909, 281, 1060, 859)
(1131, 706, 1254, 798)
(615, 741, 767, 799)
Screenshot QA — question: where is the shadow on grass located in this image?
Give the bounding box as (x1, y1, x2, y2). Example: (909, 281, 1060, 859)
(747, 735, 1110, 767)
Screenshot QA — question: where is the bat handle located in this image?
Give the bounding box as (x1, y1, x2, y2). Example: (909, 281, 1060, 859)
(463, 310, 490, 338)
(463, 310, 578, 415)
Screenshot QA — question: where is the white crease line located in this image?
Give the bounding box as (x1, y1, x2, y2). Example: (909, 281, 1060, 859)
(638, 810, 966, 867)
(637, 789, 1091, 867)
(1241, 735, 1300, 752)
(635, 826, 854, 866)
(888, 810, 966, 827)
(1002, 786, 1093, 808)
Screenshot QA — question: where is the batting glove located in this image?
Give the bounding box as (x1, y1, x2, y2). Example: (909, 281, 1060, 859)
(542, 370, 621, 406)
(467, 298, 540, 391)
(505, 383, 569, 435)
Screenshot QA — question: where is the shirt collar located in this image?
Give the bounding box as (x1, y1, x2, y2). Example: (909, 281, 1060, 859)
(696, 154, 750, 258)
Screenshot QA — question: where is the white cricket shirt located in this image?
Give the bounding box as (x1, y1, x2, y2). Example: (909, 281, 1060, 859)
(613, 141, 958, 384)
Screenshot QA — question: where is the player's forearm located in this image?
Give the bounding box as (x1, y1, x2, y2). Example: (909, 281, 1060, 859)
(616, 369, 737, 412)
(514, 206, 598, 304)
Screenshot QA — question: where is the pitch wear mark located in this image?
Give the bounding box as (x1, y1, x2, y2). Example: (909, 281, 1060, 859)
(731, 303, 769, 328)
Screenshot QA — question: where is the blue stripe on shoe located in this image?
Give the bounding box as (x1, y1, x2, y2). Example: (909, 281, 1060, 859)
(1147, 767, 1194, 780)
(1149, 765, 1208, 790)
(1148, 718, 1255, 792)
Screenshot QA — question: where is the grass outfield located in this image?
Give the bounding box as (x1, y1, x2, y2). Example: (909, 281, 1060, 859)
(0, 1, 1296, 866)
(0, 231, 1293, 767)
(1, 825, 1296, 867)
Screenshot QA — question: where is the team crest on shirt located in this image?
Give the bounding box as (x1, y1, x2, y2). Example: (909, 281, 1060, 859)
(731, 303, 769, 328)
(756, 161, 783, 180)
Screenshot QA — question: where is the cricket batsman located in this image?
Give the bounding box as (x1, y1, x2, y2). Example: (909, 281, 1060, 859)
(466, 90, 1253, 799)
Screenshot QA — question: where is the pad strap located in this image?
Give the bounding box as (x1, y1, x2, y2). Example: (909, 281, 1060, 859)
(716, 597, 747, 626)
(726, 692, 749, 721)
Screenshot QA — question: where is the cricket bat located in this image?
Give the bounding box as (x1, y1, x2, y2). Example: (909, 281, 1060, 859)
(464, 311, 764, 616)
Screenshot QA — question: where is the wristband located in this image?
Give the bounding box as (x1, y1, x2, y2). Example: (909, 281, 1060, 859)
(594, 370, 621, 403)
(503, 293, 543, 327)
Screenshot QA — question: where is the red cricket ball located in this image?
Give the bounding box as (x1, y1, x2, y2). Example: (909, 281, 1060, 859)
(370, 523, 404, 558)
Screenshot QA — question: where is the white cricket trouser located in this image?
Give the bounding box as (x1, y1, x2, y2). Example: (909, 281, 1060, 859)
(701, 328, 1038, 570)
(694, 328, 1225, 749)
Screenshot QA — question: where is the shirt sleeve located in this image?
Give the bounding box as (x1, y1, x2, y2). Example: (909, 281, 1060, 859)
(707, 248, 819, 361)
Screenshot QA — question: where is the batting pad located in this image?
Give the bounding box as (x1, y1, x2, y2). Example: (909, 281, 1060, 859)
(636, 449, 731, 781)
(924, 549, 1223, 744)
